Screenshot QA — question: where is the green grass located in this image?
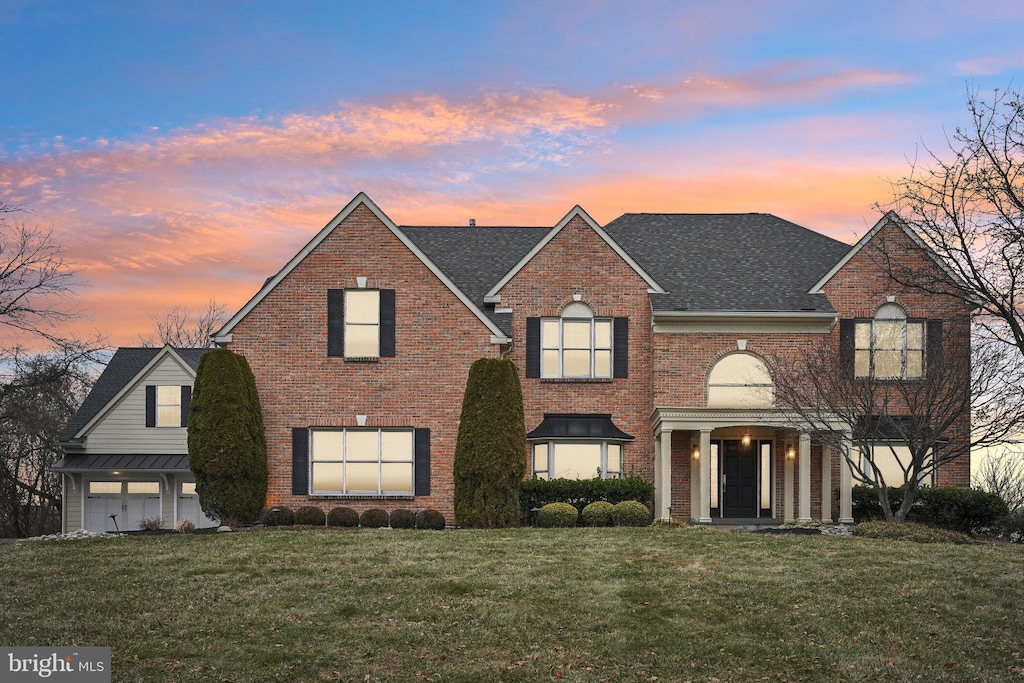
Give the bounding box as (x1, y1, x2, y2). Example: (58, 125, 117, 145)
(2, 528, 1022, 682)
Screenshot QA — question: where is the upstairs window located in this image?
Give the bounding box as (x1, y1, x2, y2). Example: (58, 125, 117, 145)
(344, 290, 380, 358)
(855, 304, 924, 379)
(145, 385, 190, 428)
(541, 303, 612, 379)
(707, 353, 773, 408)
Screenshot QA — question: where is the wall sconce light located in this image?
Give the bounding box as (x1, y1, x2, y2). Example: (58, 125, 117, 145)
(786, 446, 796, 461)
(692, 446, 700, 461)
(742, 433, 751, 446)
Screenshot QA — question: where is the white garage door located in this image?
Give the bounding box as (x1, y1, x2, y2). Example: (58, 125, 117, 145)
(177, 481, 219, 528)
(84, 481, 161, 532)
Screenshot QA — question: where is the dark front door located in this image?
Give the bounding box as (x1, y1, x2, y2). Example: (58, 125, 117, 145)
(722, 439, 757, 517)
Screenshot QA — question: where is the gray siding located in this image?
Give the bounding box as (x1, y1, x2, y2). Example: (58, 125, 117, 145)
(162, 478, 176, 529)
(84, 356, 193, 454)
(63, 474, 82, 533)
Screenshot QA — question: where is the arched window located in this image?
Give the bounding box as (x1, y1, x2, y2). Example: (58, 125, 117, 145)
(707, 353, 773, 408)
(855, 304, 924, 379)
(541, 303, 613, 378)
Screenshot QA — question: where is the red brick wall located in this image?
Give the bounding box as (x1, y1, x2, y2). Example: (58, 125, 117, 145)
(226, 203, 499, 521)
(496, 215, 656, 481)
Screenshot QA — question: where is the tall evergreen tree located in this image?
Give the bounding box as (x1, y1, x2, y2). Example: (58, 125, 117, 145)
(188, 348, 268, 525)
(453, 358, 526, 528)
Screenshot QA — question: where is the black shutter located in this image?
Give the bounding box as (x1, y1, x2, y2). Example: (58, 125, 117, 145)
(927, 320, 943, 377)
(526, 317, 541, 378)
(327, 289, 345, 357)
(145, 385, 156, 427)
(180, 385, 191, 427)
(292, 428, 309, 495)
(414, 428, 430, 496)
(380, 289, 396, 357)
(613, 317, 629, 378)
(839, 319, 855, 376)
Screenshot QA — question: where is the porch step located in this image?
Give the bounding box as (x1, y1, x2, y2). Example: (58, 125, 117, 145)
(705, 518, 780, 532)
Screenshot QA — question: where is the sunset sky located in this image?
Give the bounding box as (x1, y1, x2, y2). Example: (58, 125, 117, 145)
(2, 1, 1023, 346)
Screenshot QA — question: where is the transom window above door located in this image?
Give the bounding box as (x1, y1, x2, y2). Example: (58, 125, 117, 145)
(541, 303, 612, 379)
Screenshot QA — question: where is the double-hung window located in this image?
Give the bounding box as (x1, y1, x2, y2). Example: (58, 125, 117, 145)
(541, 303, 612, 378)
(854, 304, 924, 379)
(344, 290, 380, 358)
(310, 428, 414, 495)
(155, 386, 182, 427)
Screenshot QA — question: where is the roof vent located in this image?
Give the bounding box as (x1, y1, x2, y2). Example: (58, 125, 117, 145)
(469, 218, 476, 226)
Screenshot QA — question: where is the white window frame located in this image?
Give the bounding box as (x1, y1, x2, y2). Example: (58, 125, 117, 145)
(540, 304, 613, 379)
(344, 289, 381, 359)
(155, 385, 181, 428)
(310, 428, 414, 496)
(855, 305, 924, 379)
(531, 440, 623, 480)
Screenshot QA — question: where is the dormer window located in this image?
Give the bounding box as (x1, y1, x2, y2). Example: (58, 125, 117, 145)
(540, 303, 612, 379)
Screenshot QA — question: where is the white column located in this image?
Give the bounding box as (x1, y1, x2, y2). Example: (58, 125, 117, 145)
(840, 433, 854, 524)
(821, 443, 833, 523)
(699, 429, 712, 523)
(659, 429, 673, 521)
(784, 442, 794, 522)
(690, 434, 700, 522)
(799, 432, 812, 522)
(653, 432, 663, 519)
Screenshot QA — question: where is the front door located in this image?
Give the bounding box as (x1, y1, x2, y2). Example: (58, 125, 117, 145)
(722, 439, 757, 517)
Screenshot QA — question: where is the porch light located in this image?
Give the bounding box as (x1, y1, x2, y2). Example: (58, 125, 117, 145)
(742, 433, 751, 446)
(692, 446, 700, 461)
(786, 446, 796, 461)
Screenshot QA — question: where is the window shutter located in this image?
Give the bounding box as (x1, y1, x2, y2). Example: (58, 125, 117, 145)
(613, 317, 629, 378)
(292, 428, 309, 495)
(839, 319, 855, 376)
(927, 320, 943, 376)
(526, 317, 541, 378)
(414, 428, 430, 496)
(380, 289, 396, 357)
(180, 385, 191, 427)
(145, 385, 156, 427)
(327, 289, 345, 357)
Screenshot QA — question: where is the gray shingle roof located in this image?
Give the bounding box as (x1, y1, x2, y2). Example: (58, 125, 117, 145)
(603, 213, 851, 313)
(399, 226, 550, 334)
(60, 347, 208, 443)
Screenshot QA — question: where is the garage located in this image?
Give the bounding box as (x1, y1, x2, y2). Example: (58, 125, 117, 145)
(84, 480, 162, 532)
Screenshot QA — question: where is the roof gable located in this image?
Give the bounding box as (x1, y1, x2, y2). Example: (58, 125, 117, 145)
(809, 210, 965, 294)
(484, 205, 665, 299)
(215, 192, 511, 344)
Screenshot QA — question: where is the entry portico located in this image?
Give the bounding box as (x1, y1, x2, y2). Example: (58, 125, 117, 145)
(652, 408, 855, 525)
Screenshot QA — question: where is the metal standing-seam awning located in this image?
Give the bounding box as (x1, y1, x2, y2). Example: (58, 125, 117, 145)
(527, 414, 634, 441)
(51, 454, 191, 472)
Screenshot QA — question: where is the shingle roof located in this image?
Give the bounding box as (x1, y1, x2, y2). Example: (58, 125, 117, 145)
(399, 226, 550, 334)
(60, 347, 209, 443)
(603, 213, 852, 313)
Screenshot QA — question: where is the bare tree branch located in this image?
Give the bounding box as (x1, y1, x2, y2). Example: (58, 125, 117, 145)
(137, 299, 226, 348)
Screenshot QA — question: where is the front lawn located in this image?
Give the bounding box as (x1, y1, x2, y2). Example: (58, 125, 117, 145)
(2, 528, 1022, 682)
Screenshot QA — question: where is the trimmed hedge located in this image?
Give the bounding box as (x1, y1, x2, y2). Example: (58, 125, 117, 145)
(390, 509, 416, 529)
(852, 485, 1009, 532)
(327, 507, 359, 528)
(294, 506, 326, 526)
(360, 508, 390, 529)
(416, 509, 446, 530)
(262, 507, 295, 526)
(581, 501, 615, 527)
(611, 500, 651, 527)
(537, 502, 579, 528)
(520, 477, 655, 523)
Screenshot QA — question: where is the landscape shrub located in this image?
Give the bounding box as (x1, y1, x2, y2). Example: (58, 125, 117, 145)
(188, 348, 268, 525)
(294, 506, 326, 526)
(326, 507, 358, 528)
(416, 509, 446, 530)
(390, 509, 416, 529)
(580, 501, 614, 527)
(854, 521, 974, 544)
(360, 508, 389, 528)
(262, 507, 295, 527)
(520, 477, 655, 523)
(453, 359, 526, 528)
(537, 502, 579, 528)
(852, 484, 1008, 531)
(611, 500, 650, 527)
(992, 513, 1024, 543)
(138, 517, 163, 531)
(175, 519, 196, 534)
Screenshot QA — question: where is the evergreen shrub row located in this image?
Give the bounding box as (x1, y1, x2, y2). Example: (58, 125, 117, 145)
(520, 477, 655, 523)
(852, 485, 1009, 531)
(261, 506, 446, 530)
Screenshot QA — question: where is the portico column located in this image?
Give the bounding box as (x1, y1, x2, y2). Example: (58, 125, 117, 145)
(799, 432, 811, 522)
(821, 443, 833, 523)
(654, 432, 663, 519)
(784, 440, 794, 522)
(699, 429, 712, 523)
(839, 432, 854, 524)
(690, 434, 700, 521)
(658, 429, 673, 520)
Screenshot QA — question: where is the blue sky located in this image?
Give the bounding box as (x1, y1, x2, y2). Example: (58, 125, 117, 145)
(1, 0, 1023, 342)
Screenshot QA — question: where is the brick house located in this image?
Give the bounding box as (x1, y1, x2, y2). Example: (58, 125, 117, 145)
(56, 191, 970, 531)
